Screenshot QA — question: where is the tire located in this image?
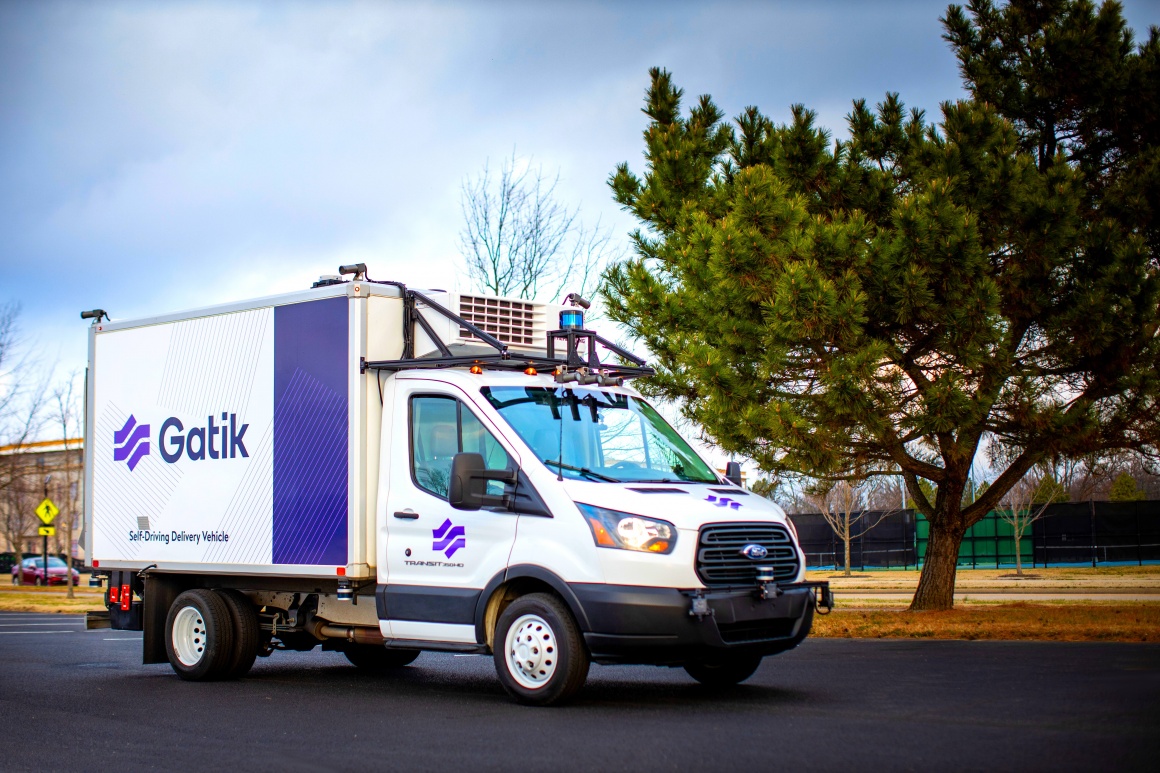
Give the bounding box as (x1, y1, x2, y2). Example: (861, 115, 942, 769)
(34, 576, 42, 586)
(165, 589, 235, 681)
(214, 589, 260, 680)
(683, 654, 763, 686)
(493, 592, 589, 706)
(343, 645, 420, 671)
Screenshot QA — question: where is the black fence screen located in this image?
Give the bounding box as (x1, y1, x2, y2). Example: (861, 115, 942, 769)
(788, 500, 1160, 570)
(789, 510, 919, 570)
(1032, 501, 1160, 566)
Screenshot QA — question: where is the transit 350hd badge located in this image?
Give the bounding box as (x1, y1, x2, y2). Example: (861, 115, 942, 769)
(404, 519, 467, 567)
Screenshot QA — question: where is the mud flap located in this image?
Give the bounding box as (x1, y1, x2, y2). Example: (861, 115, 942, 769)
(142, 574, 182, 664)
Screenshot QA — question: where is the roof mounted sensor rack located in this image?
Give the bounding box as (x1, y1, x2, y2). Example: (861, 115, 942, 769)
(355, 271, 654, 383)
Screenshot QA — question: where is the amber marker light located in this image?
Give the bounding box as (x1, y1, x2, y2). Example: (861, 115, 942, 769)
(524, 367, 538, 376)
(470, 365, 483, 375)
(586, 517, 617, 547)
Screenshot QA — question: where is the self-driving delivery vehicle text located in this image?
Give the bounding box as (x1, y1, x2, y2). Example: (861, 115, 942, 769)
(83, 265, 831, 705)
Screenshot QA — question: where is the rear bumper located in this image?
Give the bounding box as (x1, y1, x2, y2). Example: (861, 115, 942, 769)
(571, 582, 824, 665)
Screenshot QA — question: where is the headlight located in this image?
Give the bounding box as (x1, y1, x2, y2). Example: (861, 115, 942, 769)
(576, 503, 676, 554)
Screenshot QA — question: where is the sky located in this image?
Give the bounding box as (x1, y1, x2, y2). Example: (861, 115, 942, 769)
(2, 0, 1157, 400)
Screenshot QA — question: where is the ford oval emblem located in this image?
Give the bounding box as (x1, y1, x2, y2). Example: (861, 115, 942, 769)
(740, 543, 768, 560)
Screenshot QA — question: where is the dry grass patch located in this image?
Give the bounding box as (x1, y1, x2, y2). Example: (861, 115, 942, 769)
(0, 584, 105, 614)
(812, 602, 1160, 642)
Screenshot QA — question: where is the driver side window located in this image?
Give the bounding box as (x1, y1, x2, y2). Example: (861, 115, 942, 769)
(410, 395, 513, 499)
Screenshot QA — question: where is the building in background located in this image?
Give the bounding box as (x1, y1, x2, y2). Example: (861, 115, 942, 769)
(0, 438, 84, 559)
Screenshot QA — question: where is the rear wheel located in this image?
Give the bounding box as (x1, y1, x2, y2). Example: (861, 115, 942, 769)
(165, 589, 235, 681)
(683, 654, 763, 686)
(214, 589, 260, 680)
(343, 645, 420, 671)
(34, 576, 42, 586)
(493, 593, 589, 706)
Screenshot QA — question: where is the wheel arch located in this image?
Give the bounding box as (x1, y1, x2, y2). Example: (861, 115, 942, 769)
(475, 564, 592, 649)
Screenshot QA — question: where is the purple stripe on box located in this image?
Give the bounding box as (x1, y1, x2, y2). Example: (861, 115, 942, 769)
(272, 297, 348, 565)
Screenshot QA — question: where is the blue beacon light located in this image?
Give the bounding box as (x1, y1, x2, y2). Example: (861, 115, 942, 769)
(559, 309, 585, 330)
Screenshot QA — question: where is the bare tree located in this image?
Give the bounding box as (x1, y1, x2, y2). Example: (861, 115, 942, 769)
(997, 467, 1065, 577)
(804, 477, 900, 577)
(458, 152, 621, 303)
(51, 372, 83, 598)
(0, 303, 52, 579)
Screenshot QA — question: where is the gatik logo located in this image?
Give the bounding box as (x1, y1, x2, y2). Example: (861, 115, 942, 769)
(159, 413, 249, 463)
(113, 415, 150, 471)
(432, 518, 466, 558)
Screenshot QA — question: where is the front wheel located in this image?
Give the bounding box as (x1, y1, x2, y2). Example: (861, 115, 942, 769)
(493, 593, 589, 706)
(165, 589, 235, 681)
(683, 654, 763, 686)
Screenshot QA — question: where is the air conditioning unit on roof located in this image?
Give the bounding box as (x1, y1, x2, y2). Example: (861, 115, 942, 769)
(413, 291, 564, 355)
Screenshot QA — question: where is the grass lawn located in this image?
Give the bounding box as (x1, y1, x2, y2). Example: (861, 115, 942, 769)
(0, 582, 105, 613)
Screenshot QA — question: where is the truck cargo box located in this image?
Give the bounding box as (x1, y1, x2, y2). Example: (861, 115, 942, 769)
(84, 280, 547, 579)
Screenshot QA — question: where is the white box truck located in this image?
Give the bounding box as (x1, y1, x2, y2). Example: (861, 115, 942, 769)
(83, 265, 831, 705)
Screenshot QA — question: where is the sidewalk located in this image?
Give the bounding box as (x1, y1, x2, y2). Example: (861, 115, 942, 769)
(809, 566, 1160, 605)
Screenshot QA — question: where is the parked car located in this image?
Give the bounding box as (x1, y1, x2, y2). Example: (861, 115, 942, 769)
(11, 556, 80, 586)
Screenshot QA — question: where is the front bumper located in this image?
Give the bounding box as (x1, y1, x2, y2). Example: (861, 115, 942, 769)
(571, 581, 829, 665)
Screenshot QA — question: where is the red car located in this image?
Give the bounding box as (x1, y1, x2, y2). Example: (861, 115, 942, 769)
(11, 557, 80, 586)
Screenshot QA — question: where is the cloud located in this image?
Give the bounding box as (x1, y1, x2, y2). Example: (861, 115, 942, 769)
(6, 0, 1152, 379)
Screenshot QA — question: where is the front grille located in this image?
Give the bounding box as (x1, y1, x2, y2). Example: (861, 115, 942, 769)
(696, 523, 800, 587)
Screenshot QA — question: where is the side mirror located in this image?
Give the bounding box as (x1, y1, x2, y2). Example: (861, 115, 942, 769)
(449, 453, 517, 511)
(725, 461, 743, 486)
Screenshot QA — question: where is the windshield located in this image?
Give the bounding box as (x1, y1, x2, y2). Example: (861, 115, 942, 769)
(481, 386, 717, 483)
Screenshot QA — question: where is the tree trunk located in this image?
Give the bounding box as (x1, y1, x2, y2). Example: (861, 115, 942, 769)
(910, 518, 963, 611)
(843, 532, 851, 577)
(1013, 527, 1023, 577)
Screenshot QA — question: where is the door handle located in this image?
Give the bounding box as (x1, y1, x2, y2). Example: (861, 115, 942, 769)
(393, 511, 419, 520)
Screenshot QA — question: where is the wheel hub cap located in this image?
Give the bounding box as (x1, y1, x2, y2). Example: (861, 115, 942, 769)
(505, 614, 557, 689)
(172, 605, 207, 667)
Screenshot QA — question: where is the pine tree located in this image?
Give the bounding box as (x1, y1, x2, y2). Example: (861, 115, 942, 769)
(1108, 472, 1146, 501)
(604, 2, 1158, 610)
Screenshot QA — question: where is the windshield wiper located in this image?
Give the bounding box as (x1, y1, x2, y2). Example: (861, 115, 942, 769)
(541, 459, 618, 482)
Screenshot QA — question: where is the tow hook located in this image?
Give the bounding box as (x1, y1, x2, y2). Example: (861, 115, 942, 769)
(688, 591, 713, 619)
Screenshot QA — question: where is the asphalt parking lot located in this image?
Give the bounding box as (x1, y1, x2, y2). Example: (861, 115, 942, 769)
(1, 612, 1157, 772)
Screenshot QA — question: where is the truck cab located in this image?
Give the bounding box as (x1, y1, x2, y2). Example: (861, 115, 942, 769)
(84, 266, 829, 705)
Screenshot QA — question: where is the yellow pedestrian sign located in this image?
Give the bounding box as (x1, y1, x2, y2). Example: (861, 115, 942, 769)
(35, 498, 59, 525)
(38, 526, 55, 537)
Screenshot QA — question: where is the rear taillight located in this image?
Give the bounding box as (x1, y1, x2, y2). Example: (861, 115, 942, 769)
(108, 585, 119, 604)
(120, 585, 131, 611)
